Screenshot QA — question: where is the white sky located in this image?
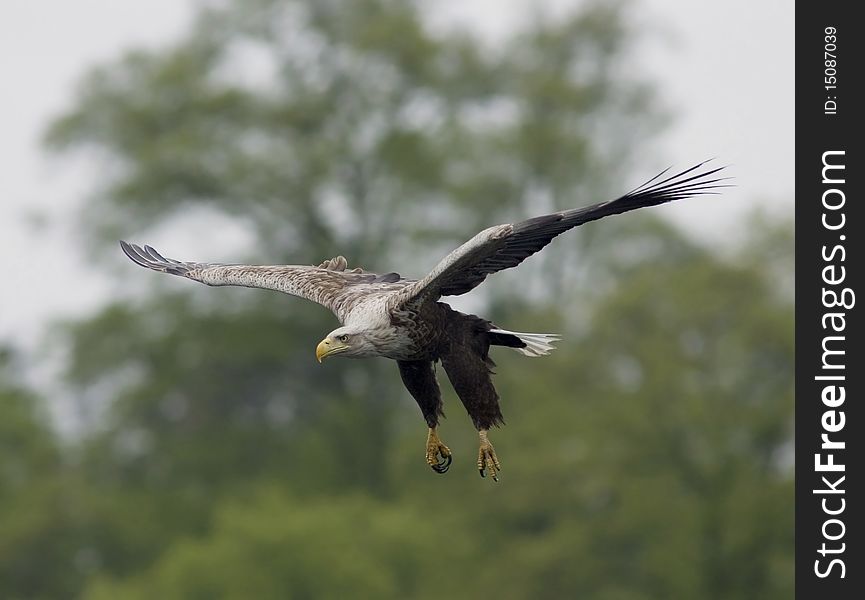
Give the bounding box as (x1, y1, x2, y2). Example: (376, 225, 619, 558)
(0, 0, 793, 363)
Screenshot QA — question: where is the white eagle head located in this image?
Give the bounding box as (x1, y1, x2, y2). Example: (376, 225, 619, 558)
(315, 326, 380, 362)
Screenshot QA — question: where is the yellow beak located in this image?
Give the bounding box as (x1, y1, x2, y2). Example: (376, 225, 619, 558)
(316, 338, 347, 363)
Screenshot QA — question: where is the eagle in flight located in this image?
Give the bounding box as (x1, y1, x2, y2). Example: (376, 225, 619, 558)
(121, 161, 725, 481)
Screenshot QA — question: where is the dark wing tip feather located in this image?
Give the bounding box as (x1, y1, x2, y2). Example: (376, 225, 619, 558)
(626, 159, 732, 201)
(119, 240, 194, 276)
(586, 160, 732, 219)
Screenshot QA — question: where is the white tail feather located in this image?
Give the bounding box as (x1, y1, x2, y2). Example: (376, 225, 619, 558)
(489, 328, 561, 357)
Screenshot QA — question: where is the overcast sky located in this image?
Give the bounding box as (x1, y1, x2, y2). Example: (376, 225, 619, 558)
(1, 0, 793, 363)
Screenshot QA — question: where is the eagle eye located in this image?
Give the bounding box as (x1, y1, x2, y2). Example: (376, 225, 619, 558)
(337, 334, 350, 343)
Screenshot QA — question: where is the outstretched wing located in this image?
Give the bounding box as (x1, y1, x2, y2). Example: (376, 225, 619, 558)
(394, 161, 728, 309)
(120, 241, 407, 322)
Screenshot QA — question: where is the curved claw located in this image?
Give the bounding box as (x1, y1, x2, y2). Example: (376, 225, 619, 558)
(478, 463, 499, 482)
(435, 453, 452, 473)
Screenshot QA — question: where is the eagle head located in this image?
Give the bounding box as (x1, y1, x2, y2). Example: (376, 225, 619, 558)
(316, 327, 378, 362)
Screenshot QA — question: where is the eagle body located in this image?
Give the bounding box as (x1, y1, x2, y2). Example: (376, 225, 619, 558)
(121, 162, 726, 480)
(375, 301, 503, 360)
(394, 302, 511, 430)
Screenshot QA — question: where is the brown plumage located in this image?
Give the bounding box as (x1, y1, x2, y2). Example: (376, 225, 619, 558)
(120, 161, 727, 480)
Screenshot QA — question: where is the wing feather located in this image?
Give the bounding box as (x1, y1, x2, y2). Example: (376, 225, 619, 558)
(119, 241, 408, 322)
(395, 160, 728, 308)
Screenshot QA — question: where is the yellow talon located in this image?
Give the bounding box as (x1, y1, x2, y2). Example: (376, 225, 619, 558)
(477, 429, 501, 481)
(426, 427, 452, 474)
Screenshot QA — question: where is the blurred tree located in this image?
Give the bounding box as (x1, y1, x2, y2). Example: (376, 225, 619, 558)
(0, 348, 57, 511)
(47, 0, 660, 278)
(85, 488, 447, 599)
(22, 0, 793, 598)
(0, 347, 106, 599)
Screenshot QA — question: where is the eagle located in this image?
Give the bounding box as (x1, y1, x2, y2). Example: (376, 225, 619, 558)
(121, 161, 725, 481)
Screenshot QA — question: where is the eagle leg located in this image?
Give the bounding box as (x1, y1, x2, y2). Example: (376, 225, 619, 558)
(439, 345, 503, 482)
(397, 361, 451, 474)
(477, 429, 501, 481)
(426, 427, 452, 474)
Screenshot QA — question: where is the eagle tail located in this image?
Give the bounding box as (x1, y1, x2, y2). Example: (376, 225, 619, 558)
(488, 329, 560, 357)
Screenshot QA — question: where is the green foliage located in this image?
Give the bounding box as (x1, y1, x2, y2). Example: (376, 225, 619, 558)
(0, 0, 794, 598)
(85, 489, 446, 600)
(0, 350, 89, 599)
